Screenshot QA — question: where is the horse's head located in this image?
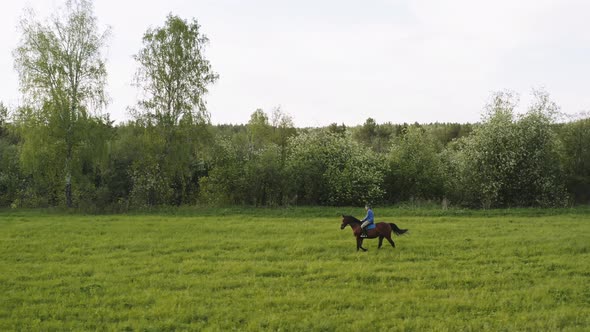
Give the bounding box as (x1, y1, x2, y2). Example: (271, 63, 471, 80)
(340, 215, 348, 230)
(340, 215, 359, 230)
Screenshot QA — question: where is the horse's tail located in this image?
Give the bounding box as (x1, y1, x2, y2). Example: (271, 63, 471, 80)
(390, 223, 408, 236)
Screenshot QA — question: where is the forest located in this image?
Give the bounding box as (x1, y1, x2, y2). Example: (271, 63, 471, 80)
(1, 0, 589, 211)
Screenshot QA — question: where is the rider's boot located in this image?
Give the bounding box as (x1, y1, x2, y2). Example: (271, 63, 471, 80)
(360, 227, 367, 238)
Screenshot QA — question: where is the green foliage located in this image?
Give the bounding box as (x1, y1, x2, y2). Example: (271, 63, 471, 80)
(354, 117, 378, 147)
(270, 107, 297, 162)
(287, 130, 385, 205)
(0, 102, 7, 130)
(327, 122, 347, 136)
(559, 116, 590, 203)
(126, 14, 218, 208)
(353, 117, 396, 153)
(510, 105, 566, 206)
(129, 156, 172, 207)
(132, 14, 218, 126)
(13, 0, 111, 208)
(198, 137, 249, 205)
(2, 0, 588, 209)
(0, 139, 21, 207)
(438, 138, 468, 205)
(1, 210, 589, 330)
(384, 125, 444, 203)
(0, 105, 23, 207)
(247, 109, 272, 149)
(199, 109, 294, 206)
(428, 122, 474, 144)
(14, 0, 109, 111)
(458, 90, 567, 208)
(122, 121, 210, 208)
(461, 92, 520, 208)
(15, 104, 113, 208)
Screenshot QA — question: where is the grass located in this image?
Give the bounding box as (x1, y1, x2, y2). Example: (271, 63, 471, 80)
(0, 209, 589, 331)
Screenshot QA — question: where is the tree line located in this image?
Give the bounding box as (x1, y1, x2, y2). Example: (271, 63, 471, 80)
(1, 0, 589, 210)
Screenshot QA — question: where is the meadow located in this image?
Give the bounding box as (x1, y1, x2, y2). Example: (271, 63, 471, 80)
(0, 208, 589, 331)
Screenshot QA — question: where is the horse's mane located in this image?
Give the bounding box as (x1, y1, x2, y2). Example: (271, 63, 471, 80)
(343, 215, 361, 223)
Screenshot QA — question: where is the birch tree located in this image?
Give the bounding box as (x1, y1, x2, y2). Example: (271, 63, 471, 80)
(13, 0, 110, 207)
(129, 14, 218, 206)
(132, 14, 218, 126)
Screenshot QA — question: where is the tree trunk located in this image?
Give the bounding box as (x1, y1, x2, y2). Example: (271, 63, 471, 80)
(65, 152, 73, 208)
(65, 101, 75, 208)
(65, 171, 72, 208)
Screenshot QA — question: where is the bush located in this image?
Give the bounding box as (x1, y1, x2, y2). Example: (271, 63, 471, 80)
(286, 130, 385, 206)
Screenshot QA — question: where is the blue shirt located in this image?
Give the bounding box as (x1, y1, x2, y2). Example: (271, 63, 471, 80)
(361, 209, 374, 224)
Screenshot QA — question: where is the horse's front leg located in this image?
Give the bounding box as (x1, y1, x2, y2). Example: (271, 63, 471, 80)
(356, 237, 367, 252)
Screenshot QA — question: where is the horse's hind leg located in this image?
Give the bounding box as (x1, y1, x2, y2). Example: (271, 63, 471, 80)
(386, 235, 396, 248)
(378, 236, 384, 249)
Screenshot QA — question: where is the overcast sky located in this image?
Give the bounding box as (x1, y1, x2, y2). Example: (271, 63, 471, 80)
(1, 0, 589, 126)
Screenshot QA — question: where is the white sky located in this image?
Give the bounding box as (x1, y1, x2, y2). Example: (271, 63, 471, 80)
(1, 0, 589, 126)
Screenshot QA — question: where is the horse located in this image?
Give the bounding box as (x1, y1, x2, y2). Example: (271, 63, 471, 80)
(340, 215, 408, 251)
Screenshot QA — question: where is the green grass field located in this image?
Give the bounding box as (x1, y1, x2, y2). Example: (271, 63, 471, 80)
(1, 208, 589, 331)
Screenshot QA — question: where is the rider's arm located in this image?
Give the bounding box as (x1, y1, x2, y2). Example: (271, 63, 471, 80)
(361, 212, 369, 222)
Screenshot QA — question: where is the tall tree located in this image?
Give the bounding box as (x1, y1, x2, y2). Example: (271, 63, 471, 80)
(13, 0, 111, 207)
(132, 14, 218, 126)
(270, 107, 296, 163)
(130, 14, 218, 206)
(354, 117, 377, 147)
(247, 109, 272, 152)
(458, 89, 566, 208)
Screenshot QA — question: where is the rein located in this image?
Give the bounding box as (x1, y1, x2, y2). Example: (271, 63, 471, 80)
(343, 216, 362, 227)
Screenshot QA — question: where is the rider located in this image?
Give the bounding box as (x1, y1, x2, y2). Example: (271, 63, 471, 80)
(360, 204, 376, 237)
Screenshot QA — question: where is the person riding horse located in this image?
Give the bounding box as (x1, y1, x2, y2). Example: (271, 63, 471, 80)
(360, 204, 376, 237)
(340, 213, 408, 251)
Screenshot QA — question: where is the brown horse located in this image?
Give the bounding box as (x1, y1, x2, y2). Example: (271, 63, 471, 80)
(340, 215, 408, 251)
